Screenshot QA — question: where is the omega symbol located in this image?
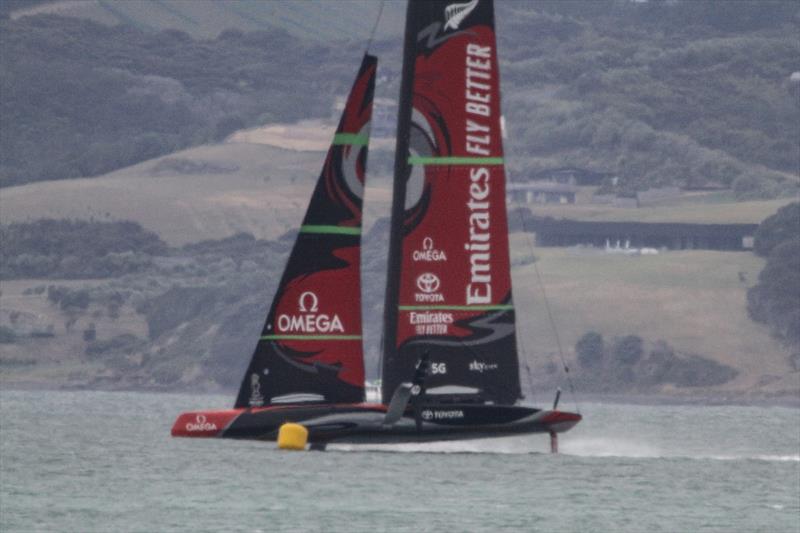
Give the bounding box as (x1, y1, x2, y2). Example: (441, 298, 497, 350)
(298, 291, 319, 312)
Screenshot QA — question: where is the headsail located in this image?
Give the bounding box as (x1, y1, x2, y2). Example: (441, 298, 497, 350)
(382, 0, 521, 404)
(235, 55, 377, 408)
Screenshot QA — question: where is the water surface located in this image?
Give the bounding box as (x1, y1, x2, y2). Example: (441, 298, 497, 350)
(1, 390, 798, 532)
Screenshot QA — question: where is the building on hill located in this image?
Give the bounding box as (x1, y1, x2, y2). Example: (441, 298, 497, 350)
(530, 167, 611, 186)
(507, 182, 577, 205)
(532, 219, 758, 251)
(591, 187, 683, 208)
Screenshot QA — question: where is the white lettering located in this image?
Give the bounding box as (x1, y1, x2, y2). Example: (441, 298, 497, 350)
(466, 43, 491, 58)
(185, 414, 218, 432)
(409, 311, 454, 325)
(466, 102, 490, 117)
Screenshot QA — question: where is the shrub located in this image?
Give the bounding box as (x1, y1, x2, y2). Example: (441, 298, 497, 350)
(613, 335, 644, 365)
(576, 332, 604, 368)
(0, 326, 17, 343)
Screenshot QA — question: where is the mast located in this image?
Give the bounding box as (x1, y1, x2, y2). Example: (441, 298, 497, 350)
(235, 55, 377, 408)
(382, 0, 418, 403)
(381, 0, 521, 405)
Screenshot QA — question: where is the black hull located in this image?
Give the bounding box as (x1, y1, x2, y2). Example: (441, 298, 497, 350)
(172, 403, 581, 445)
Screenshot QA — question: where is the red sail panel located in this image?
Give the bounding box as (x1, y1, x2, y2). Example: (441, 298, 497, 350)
(383, 0, 520, 404)
(235, 55, 376, 408)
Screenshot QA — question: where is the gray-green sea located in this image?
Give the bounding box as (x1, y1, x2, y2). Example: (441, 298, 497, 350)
(1, 390, 798, 532)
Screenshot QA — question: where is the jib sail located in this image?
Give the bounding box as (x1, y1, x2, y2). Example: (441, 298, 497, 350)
(235, 55, 377, 408)
(382, 0, 521, 405)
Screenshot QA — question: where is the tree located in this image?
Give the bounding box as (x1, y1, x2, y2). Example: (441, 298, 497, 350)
(576, 332, 604, 368)
(0, 325, 16, 343)
(613, 335, 644, 365)
(748, 202, 800, 355)
(748, 238, 800, 348)
(753, 202, 800, 257)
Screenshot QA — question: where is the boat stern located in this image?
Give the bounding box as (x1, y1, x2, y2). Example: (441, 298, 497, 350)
(537, 410, 582, 434)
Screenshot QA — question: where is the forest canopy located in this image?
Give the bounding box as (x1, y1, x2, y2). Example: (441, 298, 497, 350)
(0, 15, 351, 186)
(747, 203, 800, 358)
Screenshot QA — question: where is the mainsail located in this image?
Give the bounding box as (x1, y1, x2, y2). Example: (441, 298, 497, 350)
(235, 55, 377, 408)
(382, 0, 521, 404)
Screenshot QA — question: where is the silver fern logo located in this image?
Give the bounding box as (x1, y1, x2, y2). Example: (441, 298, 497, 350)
(444, 0, 479, 30)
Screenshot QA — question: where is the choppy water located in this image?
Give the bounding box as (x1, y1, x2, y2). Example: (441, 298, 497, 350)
(1, 390, 798, 532)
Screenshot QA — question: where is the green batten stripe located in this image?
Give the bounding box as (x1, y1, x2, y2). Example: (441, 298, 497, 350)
(333, 133, 370, 146)
(261, 335, 362, 341)
(408, 156, 504, 166)
(300, 225, 361, 235)
(398, 305, 515, 312)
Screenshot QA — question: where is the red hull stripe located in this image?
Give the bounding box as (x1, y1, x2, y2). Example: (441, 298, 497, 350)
(171, 409, 244, 438)
(172, 403, 391, 438)
(540, 410, 583, 425)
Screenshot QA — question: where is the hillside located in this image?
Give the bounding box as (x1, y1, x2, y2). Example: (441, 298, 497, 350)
(6, 0, 406, 41)
(2, 118, 797, 399)
(1, 236, 796, 400)
(0, 137, 393, 245)
(2, 1, 798, 195)
(1, 1, 798, 402)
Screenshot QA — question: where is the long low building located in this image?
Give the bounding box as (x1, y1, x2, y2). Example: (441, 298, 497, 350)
(530, 219, 758, 251)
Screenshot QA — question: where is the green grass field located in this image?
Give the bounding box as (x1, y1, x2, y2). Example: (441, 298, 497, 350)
(509, 242, 795, 394)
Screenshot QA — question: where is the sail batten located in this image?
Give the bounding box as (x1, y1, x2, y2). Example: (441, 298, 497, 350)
(332, 133, 370, 146)
(398, 305, 514, 311)
(299, 225, 362, 235)
(234, 55, 377, 409)
(382, 0, 521, 405)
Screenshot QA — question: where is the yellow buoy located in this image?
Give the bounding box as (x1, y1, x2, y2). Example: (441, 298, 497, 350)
(277, 423, 308, 451)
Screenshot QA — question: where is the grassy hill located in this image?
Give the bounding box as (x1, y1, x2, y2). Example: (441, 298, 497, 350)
(8, 0, 406, 41)
(0, 137, 393, 245)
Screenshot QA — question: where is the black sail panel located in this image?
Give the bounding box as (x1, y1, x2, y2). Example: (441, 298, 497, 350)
(382, 0, 521, 404)
(235, 55, 377, 408)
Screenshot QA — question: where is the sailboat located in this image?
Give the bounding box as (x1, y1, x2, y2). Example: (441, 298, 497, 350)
(172, 0, 581, 451)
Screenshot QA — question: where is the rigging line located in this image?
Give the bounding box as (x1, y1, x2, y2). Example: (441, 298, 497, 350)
(531, 257, 580, 413)
(364, 0, 385, 54)
(504, 185, 542, 402)
(507, 176, 581, 414)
